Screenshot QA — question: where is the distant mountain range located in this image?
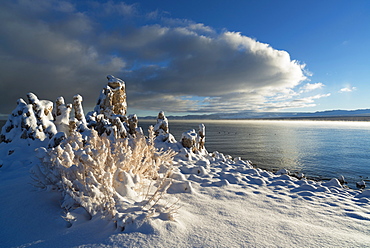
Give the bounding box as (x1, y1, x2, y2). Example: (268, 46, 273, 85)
(141, 109, 370, 120)
(2, 109, 370, 122)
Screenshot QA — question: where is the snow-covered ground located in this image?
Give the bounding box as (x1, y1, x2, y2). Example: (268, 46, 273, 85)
(1, 136, 370, 247)
(1, 76, 369, 247)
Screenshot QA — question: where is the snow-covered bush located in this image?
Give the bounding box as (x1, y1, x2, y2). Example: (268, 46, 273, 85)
(31, 125, 177, 230)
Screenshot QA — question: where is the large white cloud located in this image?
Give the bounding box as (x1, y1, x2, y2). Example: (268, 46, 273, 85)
(0, 0, 326, 115)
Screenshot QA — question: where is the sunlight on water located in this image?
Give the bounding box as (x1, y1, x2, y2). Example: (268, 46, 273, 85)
(140, 119, 370, 188)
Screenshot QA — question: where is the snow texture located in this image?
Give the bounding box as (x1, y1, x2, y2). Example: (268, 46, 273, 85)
(1, 76, 369, 247)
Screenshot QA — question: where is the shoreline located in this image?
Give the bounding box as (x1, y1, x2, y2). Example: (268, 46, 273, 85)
(145, 116, 370, 122)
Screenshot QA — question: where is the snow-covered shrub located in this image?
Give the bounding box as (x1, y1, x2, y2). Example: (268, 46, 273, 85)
(31, 125, 177, 229)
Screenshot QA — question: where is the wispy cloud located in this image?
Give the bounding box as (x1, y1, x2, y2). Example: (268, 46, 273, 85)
(0, 0, 328, 115)
(339, 86, 357, 93)
(262, 93, 331, 111)
(300, 82, 324, 93)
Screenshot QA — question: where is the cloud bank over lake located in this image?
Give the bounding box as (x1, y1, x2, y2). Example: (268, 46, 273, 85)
(0, 1, 330, 115)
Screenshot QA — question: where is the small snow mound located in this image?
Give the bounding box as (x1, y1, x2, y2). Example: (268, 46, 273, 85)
(243, 168, 261, 176)
(167, 181, 193, 194)
(233, 157, 253, 170)
(275, 168, 290, 175)
(276, 174, 292, 181)
(189, 166, 208, 176)
(322, 178, 343, 188)
(292, 184, 318, 192)
(217, 172, 241, 184)
(260, 171, 274, 178)
(213, 179, 230, 187)
(247, 177, 266, 186)
(195, 159, 210, 167)
(170, 171, 186, 181)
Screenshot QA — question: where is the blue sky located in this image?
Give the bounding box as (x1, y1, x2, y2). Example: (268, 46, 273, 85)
(0, 0, 369, 117)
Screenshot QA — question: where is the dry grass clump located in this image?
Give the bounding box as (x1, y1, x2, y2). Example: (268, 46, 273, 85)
(31, 126, 177, 230)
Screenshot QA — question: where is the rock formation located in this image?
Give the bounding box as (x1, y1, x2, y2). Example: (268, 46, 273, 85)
(87, 75, 130, 138)
(154, 111, 169, 136)
(1, 75, 205, 153)
(53, 96, 72, 135)
(93, 75, 127, 118)
(181, 124, 206, 152)
(0, 93, 57, 143)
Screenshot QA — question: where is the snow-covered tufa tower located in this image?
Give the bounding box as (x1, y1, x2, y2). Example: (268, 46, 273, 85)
(94, 75, 127, 118)
(0, 75, 131, 144)
(85, 75, 141, 138)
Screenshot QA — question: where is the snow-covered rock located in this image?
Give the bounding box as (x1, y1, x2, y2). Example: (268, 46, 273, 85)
(84, 75, 130, 139)
(54, 96, 72, 135)
(0, 94, 57, 143)
(181, 124, 206, 153)
(128, 114, 140, 135)
(275, 168, 290, 175)
(338, 175, 346, 185)
(154, 111, 169, 135)
(356, 180, 366, 189)
(94, 75, 127, 118)
(296, 172, 305, 179)
(198, 123, 205, 150)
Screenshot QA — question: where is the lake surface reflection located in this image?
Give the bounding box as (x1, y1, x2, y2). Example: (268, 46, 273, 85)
(140, 120, 370, 188)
